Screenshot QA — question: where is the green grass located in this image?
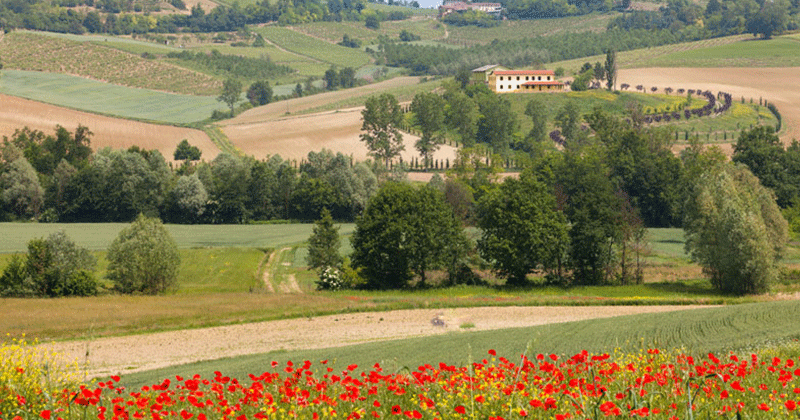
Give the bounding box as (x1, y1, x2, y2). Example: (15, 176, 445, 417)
(505, 90, 776, 139)
(254, 26, 371, 69)
(0, 223, 356, 253)
(0, 70, 220, 124)
(119, 300, 800, 389)
(293, 18, 446, 45)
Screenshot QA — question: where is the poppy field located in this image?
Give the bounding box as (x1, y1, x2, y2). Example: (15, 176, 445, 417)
(6, 335, 800, 420)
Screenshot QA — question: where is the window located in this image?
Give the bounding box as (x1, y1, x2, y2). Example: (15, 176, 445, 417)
(526, 76, 530, 80)
(517, 76, 520, 80)
(537, 76, 541, 81)
(499, 76, 504, 81)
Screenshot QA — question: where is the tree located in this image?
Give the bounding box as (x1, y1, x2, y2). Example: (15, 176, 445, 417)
(411, 92, 446, 168)
(351, 182, 467, 289)
(733, 126, 795, 207)
(684, 163, 788, 295)
(1, 231, 98, 297)
(365, 14, 379, 28)
(324, 66, 339, 90)
(555, 100, 581, 145)
(604, 49, 617, 90)
(168, 173, 208, 223)
(106, 214, 181, 294)
(476, 175, 568, 285)
(173, 139, 202, 161)
(217, 78, 242, 116)
(524, 98, 548, 146)
(476, 93, 517, 154)
(570, 70, 592, 91)
(746, 0, 789, 39)
(444, 89, 478, 146)
(306, 208, 343, 276)
(246, 80, 273, 106)
(1, 157, 44, 219)
(360, 93, 404, 168)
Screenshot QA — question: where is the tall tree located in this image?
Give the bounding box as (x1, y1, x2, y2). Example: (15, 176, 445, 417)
(351, 182, 467, 289)
(173, 139, 202, 161)
(360, 93, 404, 168)
(411, 92, 446, 168)
(476, 93, 517, 154)
(218, 78, 243, 116)
(1, 157, 44, 219)
(476, 175, 568, 285)
(604, 49, 617, 90)
(306, 207, 343, 274)
(524, 98, 548, 146)
(444, 89, 478, 147)
(684, 163, 788, 295)
(555, 100, 582, 145)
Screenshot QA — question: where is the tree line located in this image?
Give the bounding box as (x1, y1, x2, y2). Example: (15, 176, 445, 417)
(0, 0, 412, 35)
(0, 126, 382, 223)
(311, 110, 787, 294)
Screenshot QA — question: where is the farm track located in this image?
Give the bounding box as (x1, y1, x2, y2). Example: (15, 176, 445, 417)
(40, 305, 715, 379)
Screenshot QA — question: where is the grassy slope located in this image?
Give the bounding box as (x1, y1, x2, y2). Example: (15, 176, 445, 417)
(120, 300, 800, 389)
(0, 222, 355, 253)
(0, 70, 221, 124)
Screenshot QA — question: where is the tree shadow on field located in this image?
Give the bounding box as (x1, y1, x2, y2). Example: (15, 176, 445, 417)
(641, 280, 719, 296)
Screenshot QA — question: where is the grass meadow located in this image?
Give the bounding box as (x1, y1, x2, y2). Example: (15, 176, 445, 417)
(3, 225, 790, 343)
(0, 70, 220, 124)
(119, 299, 800, 390)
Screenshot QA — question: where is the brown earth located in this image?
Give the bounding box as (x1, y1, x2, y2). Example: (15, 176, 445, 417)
(0, 94, 220, 161)
(41, 305, 715, 379)
(618, 67, 800, 144)
(219, 77, 458, 162)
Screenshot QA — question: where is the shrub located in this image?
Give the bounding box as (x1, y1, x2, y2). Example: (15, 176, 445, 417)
(106, 214, 181, 294)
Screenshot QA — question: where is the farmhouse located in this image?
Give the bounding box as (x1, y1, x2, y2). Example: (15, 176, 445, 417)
(472, 65, 564, 93)
(438, 1, 503, 18)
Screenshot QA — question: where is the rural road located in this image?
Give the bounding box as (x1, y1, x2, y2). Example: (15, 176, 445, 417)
(41, 305, 713, 379)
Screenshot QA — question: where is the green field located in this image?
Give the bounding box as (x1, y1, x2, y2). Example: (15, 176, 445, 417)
(294, 18, 446, 45)
(120, 299, 800, 389)
(445, 13, 616, 47)
(255, 26, 372, 69)
(0, 222, 356, 253)
(0, 70, 220, 124)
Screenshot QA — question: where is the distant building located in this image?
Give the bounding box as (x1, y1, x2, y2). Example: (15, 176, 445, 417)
(472, 65, 564, 93)
(438, 1, 503, 18)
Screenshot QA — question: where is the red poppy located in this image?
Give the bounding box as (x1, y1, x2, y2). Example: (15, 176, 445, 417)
(787, 400, 797, 411)
(455, 406, 466, 414)
(392, 405, 402, 415)
(40, 411, 51, 420)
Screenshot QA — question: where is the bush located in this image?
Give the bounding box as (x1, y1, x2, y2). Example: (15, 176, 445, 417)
(0, 231, 97, 297)
(106, 214, 181, 294)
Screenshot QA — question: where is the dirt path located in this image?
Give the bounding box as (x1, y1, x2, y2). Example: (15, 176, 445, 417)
(41, 305, 714, 379)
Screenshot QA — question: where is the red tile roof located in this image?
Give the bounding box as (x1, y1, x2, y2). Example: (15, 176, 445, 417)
(494, 70, 555, 76)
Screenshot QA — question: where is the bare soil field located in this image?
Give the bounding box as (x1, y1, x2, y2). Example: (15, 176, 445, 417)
(41, 305, 714, 379)
(0, 94, 220, 161)
(619, 67, 800, 144)
(220, 77, 458, 162)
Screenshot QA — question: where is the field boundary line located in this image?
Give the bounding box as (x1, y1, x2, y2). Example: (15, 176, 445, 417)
(204, 126, 241, 155)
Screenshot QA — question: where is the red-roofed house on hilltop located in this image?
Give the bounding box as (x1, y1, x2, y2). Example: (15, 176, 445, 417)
(472, 66, 564, 93)
(439, 1, 503, 18)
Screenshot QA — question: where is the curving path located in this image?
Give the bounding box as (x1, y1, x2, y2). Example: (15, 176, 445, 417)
(41, 305, 714, 379)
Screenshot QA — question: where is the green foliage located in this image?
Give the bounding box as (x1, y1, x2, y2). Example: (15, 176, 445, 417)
(732, 126, 799, 208)
(338, 34, 362, 48)
(246, 81, 273, 106)
(476, 175, 568, 285)
(218, 78, 243, 116)
(173, 139, 202, 161)
(306, 208, 343, 275)
(746, 0, 790, 39)
(523, 98, 548, 146)
(351, 182, 468, 289)
(684, 163, 789, 295)
(570, 70, 593, 92)
(107, 214, 181, 295)
(441, 10, 500, 27)
(365, 14, 380, 29)
(398, 29, 420, 42)
(410, 92, 446, 165)
(476, 92, 517, 154)
(360, 93, 405, 167)
(0, 231, 97, 297)
(167, 173, 208, 224)
(1, 157, 44, 219)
